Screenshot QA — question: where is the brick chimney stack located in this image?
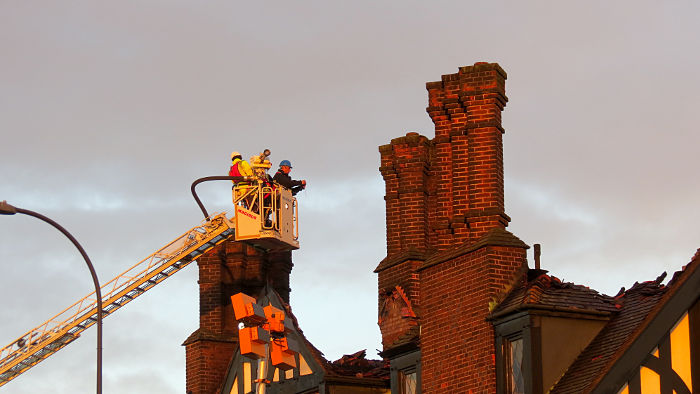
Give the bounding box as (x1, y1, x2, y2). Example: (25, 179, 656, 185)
(376, 63, 528, 392)
(379, 63, 509, 257)
(427, 62, 509, 246)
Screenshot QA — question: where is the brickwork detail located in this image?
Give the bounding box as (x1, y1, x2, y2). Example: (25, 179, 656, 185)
(378, 285, 419, 349)
(184, 240, 293, 394)
(376, 256, 422, 349)
(376, 63, 529, 392)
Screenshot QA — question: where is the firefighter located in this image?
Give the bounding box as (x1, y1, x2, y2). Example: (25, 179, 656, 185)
(273, 160, 306, 196)
(230, 151, 254, 206)
(230, 151, 253, 178)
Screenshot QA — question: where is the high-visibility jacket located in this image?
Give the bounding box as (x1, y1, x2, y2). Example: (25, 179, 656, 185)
(230, 158, 253, 183)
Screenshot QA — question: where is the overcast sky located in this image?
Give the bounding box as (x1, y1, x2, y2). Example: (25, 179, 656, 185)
(1, 1, 699, 393)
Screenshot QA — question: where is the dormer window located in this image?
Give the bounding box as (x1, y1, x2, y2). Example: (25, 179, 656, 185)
(493, 308, 609, 394)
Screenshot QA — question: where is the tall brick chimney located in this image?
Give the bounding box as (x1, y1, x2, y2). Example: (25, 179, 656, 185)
(183, 241, 293, 394)
(426, 62, 509, 245)
(376, 63, 528, 392)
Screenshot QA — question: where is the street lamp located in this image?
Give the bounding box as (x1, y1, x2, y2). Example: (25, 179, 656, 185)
(0, 200, 102, 394)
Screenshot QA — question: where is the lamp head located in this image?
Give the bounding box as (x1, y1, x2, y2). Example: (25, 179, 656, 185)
(0, 201, 17, 215)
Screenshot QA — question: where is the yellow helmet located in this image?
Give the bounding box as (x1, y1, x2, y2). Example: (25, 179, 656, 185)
(231, 151, 241, 160)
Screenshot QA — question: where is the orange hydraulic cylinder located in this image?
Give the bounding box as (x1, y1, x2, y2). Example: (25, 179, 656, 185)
(231, 293, 266, 325)
(238, 326, 269, 359)
(263, 305, 286, 334)
(270, 337, 297, 370)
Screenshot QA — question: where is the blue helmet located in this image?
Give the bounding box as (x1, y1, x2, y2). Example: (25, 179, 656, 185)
(279, 160, 292, 168)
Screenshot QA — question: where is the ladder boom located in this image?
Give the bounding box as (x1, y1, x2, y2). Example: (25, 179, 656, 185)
(0, 213, 234, 387)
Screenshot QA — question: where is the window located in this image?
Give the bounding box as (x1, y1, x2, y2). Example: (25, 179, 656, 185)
(504, 338, 525, 394)
(614, 310, 696, 393)
(390, 350, 421, 394)
(398, 369, 418, 394)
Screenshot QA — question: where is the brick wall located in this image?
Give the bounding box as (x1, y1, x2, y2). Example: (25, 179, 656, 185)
(185, 339, 236, 394)
(184, 240, 293, 394)
(418, 245, 527, 393)
(376, 63, 529, 392)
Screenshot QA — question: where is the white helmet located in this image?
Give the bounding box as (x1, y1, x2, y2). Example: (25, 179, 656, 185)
(231, 151, 241, 160)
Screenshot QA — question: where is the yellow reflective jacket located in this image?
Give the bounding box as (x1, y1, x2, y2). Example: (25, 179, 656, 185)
(230, 158, 253, 184)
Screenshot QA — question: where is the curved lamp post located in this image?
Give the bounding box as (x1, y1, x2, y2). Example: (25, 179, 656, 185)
(0, 201, 102, 394)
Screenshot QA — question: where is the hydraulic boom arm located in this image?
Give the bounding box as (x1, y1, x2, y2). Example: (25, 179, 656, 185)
(0, 213, 234, 387)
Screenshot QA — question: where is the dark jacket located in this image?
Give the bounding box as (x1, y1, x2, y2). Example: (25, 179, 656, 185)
(273, 170, 304, 196)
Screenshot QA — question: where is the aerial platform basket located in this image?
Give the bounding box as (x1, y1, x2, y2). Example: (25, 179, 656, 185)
(233, 184, 298, 250)
(194, 175, 300, 251)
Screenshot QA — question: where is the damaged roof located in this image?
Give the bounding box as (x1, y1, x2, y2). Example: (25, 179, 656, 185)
(552, 250, 700, 393)
(491, 270, 620, 318)
(327, 349, 390, 381)
(549, 276, 668, 393)
(489, 249, 700, 393)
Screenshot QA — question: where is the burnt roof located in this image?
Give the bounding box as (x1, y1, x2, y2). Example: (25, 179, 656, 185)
(488, 249, 700, 393)
(550, 277, 668, 393)
(551, 249, 700, 393)
(327, 350, 390, 380)
(490, 270, 620, 319)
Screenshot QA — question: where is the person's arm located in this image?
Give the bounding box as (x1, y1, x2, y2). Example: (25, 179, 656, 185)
(289, 178, 304, 188)
(239, 161, 253, 177)
(274, 172, 305, 190)
(291, 179, 307, 196)
(273, 172, 292, 188)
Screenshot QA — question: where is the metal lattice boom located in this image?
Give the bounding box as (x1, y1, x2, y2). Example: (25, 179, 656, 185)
(0, 213, 235, 387)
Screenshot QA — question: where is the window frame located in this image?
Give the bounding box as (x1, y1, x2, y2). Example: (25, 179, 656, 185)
(390, 350, 421, 394)
(503, 336, 525, 394)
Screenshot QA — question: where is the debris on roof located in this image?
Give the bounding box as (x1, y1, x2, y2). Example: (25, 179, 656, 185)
(329, 350, 390, 379)
(550, 276, 668, 393)
(490, 269, 619, 319)
(551, 249, 700, 393)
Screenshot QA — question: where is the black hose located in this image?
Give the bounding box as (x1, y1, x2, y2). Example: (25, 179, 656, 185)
(190, 176, 250, 220)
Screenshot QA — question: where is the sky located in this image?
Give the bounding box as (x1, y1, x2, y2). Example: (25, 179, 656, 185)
(1, 1, 699, 393)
